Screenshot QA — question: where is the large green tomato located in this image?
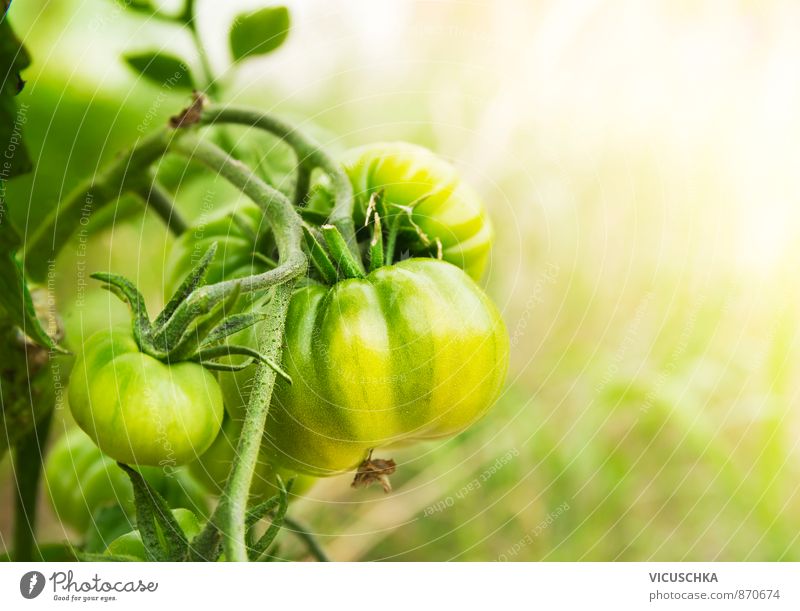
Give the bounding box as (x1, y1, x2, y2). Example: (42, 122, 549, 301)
(189, 417, 316, 501)
(309, 142, 494, 280)
(45, 429, 208, 533)
(164, 201, 271, 296)
(104, 508, 201, 559)
(222, 258, 508, 476)
(68, 327, 224, 466)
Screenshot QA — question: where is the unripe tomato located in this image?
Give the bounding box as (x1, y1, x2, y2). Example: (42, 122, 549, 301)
(164, 201, 271, 296)
(103, 508, 201, 559)
(310, 142, 494, 280)
(189, 417, 316, 501)
(45, 429, 209, 533)
(68, 327, 224, 466)
(223, 258, 508, 476)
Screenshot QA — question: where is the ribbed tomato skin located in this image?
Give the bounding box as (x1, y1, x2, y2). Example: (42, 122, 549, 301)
(252, 258, 508, 476)
(343, 142, 494, 281)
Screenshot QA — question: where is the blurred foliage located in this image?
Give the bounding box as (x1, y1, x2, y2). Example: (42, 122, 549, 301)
(3, 0, 800, 561)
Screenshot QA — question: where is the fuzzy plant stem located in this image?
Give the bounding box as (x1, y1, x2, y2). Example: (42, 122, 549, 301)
(22, 130, 174, 281)
(133, 179, 189, 235)
(171, 135, 306, 562)
(198, 105, 364, 272)
(155, 136, 306, 351)
(12, 410, 52, 561)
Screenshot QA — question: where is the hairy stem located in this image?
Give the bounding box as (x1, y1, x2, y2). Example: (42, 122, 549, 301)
(294, 163, 311, 206)
(170, 134, 306, 561)
(22, 130, 173, 281)
(12, 410, 52, 561)
(217, 281, 293, 561)
(155, 136, 305, 349)
(133, 179, 189, 235)
(199, 105, 364, 272)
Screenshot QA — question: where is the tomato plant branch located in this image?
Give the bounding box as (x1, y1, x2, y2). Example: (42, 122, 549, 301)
(199, 105, 364, 272)
(132, 179, 189, 235)
(282, 516, 330, 562)
(22, 130, 174, 281)
(11, 410, 52, 561)
(294, 162, 312, 206)
(154, 135, 305, 351)
(169, 134, 306, 562)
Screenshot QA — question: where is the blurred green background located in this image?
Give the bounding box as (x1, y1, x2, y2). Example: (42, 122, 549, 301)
(3, 0, 800, 561)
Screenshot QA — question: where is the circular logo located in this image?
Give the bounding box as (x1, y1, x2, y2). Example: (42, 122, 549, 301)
(19, 571, 45, 600)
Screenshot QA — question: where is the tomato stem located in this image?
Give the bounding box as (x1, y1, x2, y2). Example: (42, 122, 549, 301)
(282, 516, 330, 562)
(294, 162, 312, 206)
(11, 410, 52, 561)
(132, 178, 189, 235)
(156, 136, 306, 351)
(22, 129, 173, 281)
(167, 134, 307, 562)
(198, 105, 365, 274)
(216, 280, 296, 562)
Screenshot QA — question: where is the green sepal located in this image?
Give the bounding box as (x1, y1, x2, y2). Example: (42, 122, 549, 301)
(201, 310, 268, 346)
(321, 224, 365, 280)
(154, 241, 218, 329)
(91, 272, 153, 351)
(302, 224, 338, 285)
(368, 211, 384, 272)
(193, 343, 291, 384)
(163, 281, 242, 360)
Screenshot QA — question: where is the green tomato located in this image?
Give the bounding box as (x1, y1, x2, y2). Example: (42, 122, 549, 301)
(68, 327, 224, 466)
(164, 201, 272, 297)
(104, 508, 201, 560)
(309, 142, 494, 280)
(222, 258, 508, 476)
(45, 429, 209, 533)
(189, 416, 316, 501)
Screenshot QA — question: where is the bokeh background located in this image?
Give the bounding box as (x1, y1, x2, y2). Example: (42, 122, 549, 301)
(3, 0, 800, 560)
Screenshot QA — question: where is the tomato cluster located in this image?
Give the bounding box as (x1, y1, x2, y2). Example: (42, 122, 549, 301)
(64, 141, 508, 495)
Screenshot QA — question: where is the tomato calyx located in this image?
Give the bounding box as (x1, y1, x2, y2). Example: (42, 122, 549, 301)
(304, 191, 443, 286)
(90, 242, 291, 381)
(351, 451, 397, 494)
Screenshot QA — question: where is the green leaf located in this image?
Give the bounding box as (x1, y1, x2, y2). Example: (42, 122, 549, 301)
(0, 17, 32, 178)
(229, 7, 290, 63)
(114, 0, 155, 14)
(0, 213, 64, 352)
(123, 51, 195, 91)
